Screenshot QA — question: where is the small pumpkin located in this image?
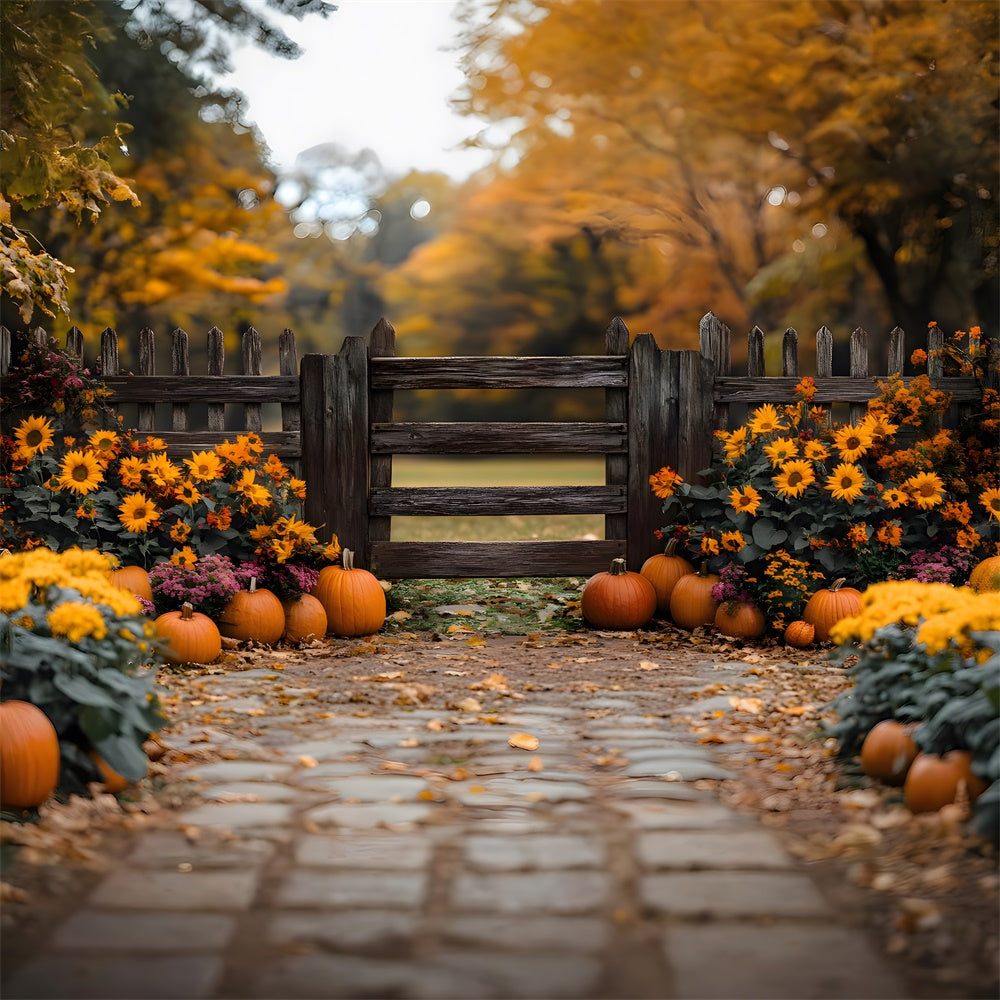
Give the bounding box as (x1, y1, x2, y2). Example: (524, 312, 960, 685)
(859, 720, 919, 786)
(154, 602, 222, 665)
(581, 557, 657, 630)
(903, 750, 988, 813)
(969, 554, 1000, 593)
(714, 600, 766, 639)
(784, 620, 815, 648)
(803, 578, 863, 643)
(0, 701, 60, 809)
(109, 564, 153, 604)
(668, 563, 720, 629)
(312, 549, 386, 637)
(282, 592, 328, 643)
(219, 577, 285, 644)
(640, 539, 695, 615)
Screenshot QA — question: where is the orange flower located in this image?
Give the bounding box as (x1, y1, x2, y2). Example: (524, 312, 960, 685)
(875, 523, 902, 547)
(720, 530, 746, 553)
(649, 466, 684, 499)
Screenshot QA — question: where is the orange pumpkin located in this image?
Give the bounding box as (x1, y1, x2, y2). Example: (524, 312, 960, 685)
(969, 554, 1000, 593)
(109, 564, 154, 604)
(640, 539, 695, 615)
(0, 701, 60, 809)
(859, 720, 919, 786)
(312, 549, 386, 637)
(581, 557, 657, 629)
(803, 578, 863, 642)
(218, 577, 285, 644)
(282, 593, 328, 643)
(714, 600, 766, 639)
(669, 564, 720, 629)
(903, 750, 987, 813)
(154, 602, 222, 665)
(784, 620, 815, 648)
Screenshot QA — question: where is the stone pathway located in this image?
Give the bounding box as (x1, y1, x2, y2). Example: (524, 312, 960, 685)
(3, 652, 911, 999)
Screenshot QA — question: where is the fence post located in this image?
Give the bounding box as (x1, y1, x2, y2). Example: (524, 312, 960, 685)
(604, 316, 629, 544)
(300, 337, 370, 564)
(368, 318, 396, 557)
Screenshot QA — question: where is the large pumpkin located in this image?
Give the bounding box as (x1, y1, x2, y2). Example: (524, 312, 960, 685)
(969, 555, 1000, 593)
(109, 564, 153, 604)
(668, 564, 720, 629)
(640, 539, 695, 615)
(714, 600, 766, 639)
(0, 701, 60, 809)
(803, 578, 863, 642)
(154, 602, 222, 665)
(859, 720, 919, 786)
(312, 549, 386, 637)
(903, 750, 987, 813)
(581, 557, 657, 630)
(282, 593, 328, 643)
(218, 577, 285, 644)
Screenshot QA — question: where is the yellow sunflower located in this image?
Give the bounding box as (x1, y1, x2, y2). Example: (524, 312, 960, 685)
(144, 453, 182, 488)
(772, 460, 815, 499)
(728, 485, 762, 516)
(904, 472, 945, 510)
(747, 404, 785, 437)
(184, 450, 223, 482)
(171, 546, 198, 567)
(57, 450, 104, 495)
(118, 492, 159, 533)
(763, 437, 799, 466)
(882, 486, 909, 509)
(833, 423, 874, 462)
(174, 480, 203, 506)
(118, 455, 146, 488)
(825, 463, 866, 503)
(803, 440, 830, 462)
(14, 415, 55, 457)
(720, 530, 746, 553)
(980, 487, 1000, 522)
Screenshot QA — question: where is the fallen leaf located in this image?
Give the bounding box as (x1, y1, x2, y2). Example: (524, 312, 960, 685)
(527, 757, 544, 772)
(508, 732, 540, 751)
(453, 697, 482, 713)
(298, 755, 318, 768)
(729, 696, 764, 713)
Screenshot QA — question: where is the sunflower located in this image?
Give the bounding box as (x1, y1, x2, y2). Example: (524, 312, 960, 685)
(169, 520, 192, 543)
(833, 423, 874, 462)
(649, 466, 684, 499)
(803, 440, 830, 462)
(171, 546, 198, 567)
(57, 450, 104, 494)
(980, 487, 1000, 522)
(763, 437, 799, 466)
(184, 450, 223, 482)
(728, 485, 762, 515)
(720, 530, 746, 553)
(825, 463, 866, 503)
(118, 455, 146, 488)
(87, 429, 120, 462)
(875, 523, 902, 547)
(748, 403, 785, 437)
(882, 486, 909, 509)
(145, 453, 182, 489)
(718, 429, 748, 462)
(14, 415, 55, 457)
(772, 460, 815, 499)
(904, 472, 945, 510)
(174, 480, 203, 506)
(118, 492, 159, 533)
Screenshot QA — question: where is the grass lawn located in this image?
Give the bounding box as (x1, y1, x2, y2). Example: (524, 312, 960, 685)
(389, 455, 607, 541)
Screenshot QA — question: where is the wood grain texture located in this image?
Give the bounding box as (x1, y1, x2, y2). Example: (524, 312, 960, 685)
(371, 422, 627, 454)
(370, 356, 627, 389)
(370, 485, 625, 517)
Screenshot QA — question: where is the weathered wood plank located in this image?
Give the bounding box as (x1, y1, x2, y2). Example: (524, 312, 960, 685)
(713, 376, 982, 405)
(331, 336, 371, 565)
(278, 329, 300, 433)
(300, 354, 331, 541)
(782, 328, 799, 377)
(0, 326, 10, 377)
(369, 318, 396, 547)
(848, 327, 869, 425)
(369, 539, 625, 579)
(138, 327, 155, 432)
(886, 326, 905, 376)
(370, 356, 628, 389)
(171, 328, 190, 432)
(677, 349, 716, 480)
(747, 326, 765, 378)
(604, 317, 629, 543)
(207, 327, 225, 432)
(140, 430, 300, 458)
(101, 375, 299, 403)
(242, 326, 263, 432)
(699, 312, 731, 433)
(370, 485, 626, 517)
(100, 328, 120, 377)
(371, 422, 627, 454)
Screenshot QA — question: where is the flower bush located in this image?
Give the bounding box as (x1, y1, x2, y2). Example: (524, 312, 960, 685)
(824, 581, 1000, 838)
(0, 547, 165, 791)
(650, 325, 999, 633)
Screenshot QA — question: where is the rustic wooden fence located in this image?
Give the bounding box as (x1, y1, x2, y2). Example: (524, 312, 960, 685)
(1, 315, 991, 578)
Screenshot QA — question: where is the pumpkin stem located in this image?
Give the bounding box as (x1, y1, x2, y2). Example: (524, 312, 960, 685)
(830, 578, 846, 591)
(609, 557, 628, 575)
(698, 560, 710, 576)
(343, 549, 355, 571)
(664, 538, 678, 557)
(181, 602, 194, 620)
(249, 576, 258, 593)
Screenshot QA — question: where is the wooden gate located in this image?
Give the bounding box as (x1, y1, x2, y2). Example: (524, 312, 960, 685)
(300, 317, 714, 577)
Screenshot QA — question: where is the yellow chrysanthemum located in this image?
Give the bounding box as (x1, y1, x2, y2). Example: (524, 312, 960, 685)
(118, 492, 159, 533)
(904, 472, 945, 510)
(57, 450, 104, 495)
(748, 403, 785, 437)
(728, 485, 762, 516)
(14, 415, 55, 457)
(47, 601, 108, 643)
(833, 423, 874, 462)
(825, 463, 866, 503)
(0, 578, 32, 614)
(980, 487, 1000, 522)
(772, 460, 815, 499)
(184, 450, 223, 482)
(763, 437, 799, 466)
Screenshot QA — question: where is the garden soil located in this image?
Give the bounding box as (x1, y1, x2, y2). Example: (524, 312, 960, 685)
(1, 578, 998, 999)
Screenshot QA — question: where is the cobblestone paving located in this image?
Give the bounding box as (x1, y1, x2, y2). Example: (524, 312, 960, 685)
(3, 652, 911, 1000)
